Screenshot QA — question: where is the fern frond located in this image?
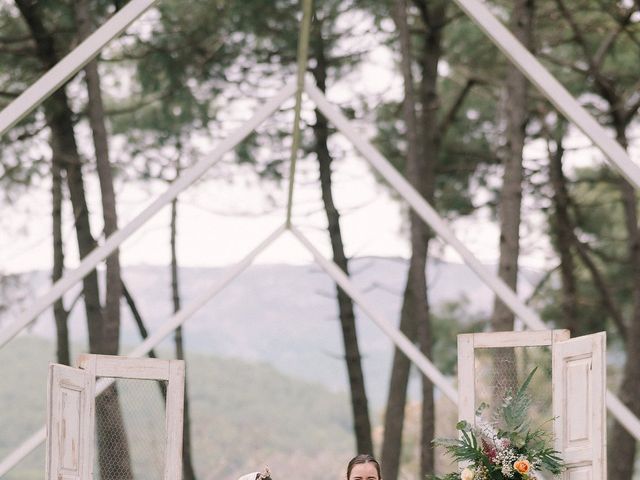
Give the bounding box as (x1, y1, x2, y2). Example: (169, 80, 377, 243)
(499, 367, 537, 434)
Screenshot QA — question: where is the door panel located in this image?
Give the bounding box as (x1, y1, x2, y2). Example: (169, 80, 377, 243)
(553, 332, 606, 480)
(46, 364, 95, 480)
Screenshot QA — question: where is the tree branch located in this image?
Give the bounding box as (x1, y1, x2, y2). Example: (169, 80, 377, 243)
(0, 34, 33, 44)
(0, 90, 20, 99)
(412, 0, 429, 27)
(525, 264, 558, 305)
(554, 0, 617, 99)
(623, 87, 640, 124)
(538, 51, 589, 75)
(121, 279, 159, 359)
(66, 290, 84, 315)
(572, 234, 628, 338)
(438, 78, 475, 137)
(592, 7, 635, 70)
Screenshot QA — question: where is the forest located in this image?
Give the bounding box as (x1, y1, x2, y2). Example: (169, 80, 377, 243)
(0, 0, 639, 479)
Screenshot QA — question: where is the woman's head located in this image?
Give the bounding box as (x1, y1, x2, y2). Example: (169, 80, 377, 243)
(347, 454, 381, 480)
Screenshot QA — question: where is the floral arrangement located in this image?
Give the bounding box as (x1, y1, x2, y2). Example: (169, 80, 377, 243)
(431, 368, 563, 480)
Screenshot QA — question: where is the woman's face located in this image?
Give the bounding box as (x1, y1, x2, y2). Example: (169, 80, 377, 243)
(348, 463, 380, 480)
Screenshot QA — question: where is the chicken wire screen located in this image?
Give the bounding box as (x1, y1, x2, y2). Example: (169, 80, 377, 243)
(94, 378, 168, 480)
(473, 346, 553, 433)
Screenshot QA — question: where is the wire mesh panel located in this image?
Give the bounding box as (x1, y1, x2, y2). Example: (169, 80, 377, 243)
(94, 378, 168, 480)
(473, 346, 553, 433)
(45, 355, 184, 480)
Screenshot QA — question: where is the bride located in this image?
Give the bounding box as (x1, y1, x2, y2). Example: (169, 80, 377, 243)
(237, 467, 271, 480)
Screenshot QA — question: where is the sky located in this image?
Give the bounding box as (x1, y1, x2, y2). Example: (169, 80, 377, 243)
(0, 143, 488, 272)
(0, 134, 559, 275)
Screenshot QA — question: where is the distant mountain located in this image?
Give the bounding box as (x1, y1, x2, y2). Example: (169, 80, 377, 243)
(8, 258, 539, 407)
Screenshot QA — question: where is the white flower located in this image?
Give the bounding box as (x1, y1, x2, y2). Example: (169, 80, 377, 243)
(495, 447, 517, 477)
(460, 467, 474, 480)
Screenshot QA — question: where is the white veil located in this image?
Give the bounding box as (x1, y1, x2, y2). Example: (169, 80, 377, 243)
(236, 473, 259, 480)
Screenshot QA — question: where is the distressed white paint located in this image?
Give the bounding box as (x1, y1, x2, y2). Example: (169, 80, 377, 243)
(458, 330, 605, 476)
(164, 361, 186, 480)
(471, 330, 569, 348)
(457, 334, 475, 427)
(456, 330, 569, 427)
(46, 355, 185, 480)
(78, 354, 171, 380)
(46, 364, 95, 480)
(553, 332, 606, 480)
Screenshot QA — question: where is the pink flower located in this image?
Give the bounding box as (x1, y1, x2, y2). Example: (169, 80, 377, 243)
(497, 438, 511, 450)
(482, 439, 497, 462)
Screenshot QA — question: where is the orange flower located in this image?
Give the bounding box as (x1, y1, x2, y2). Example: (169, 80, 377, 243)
(514, 459, 531, 474)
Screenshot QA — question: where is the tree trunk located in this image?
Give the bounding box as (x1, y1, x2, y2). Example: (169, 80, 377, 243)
(74, 3, 134, 478)
(546, 125, 579, 334)
(415, 1, 446, 476)
(491, 0, 534, 329)
(545, 122, 626, 337)
(171, 179, 198, 480)
(51, 152, 70, 366)
(382, 2, 431, 479)
(75, 0, 121, 354)
(608, 127, 640, 480)
(15, 3, 133, 478)
(489, 0, 534, 403)
(15, 0, 104, 358)
(310, 12, 373, 455)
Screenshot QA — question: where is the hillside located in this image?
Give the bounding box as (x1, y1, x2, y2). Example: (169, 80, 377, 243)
(0, 337, 354, 480)
(8, 258, 538, 408)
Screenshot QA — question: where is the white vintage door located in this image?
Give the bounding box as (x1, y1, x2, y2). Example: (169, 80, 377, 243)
(553, 332, 606, 480)
(46, 363, 95, 480)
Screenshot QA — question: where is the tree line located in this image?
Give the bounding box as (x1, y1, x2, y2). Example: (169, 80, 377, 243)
(0, 0, 639, 479)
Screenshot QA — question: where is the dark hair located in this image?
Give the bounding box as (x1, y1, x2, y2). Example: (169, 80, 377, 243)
(347, 454, 381, 480)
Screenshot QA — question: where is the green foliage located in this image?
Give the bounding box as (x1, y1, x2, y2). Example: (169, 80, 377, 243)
(0, 4, 52, 197)
(497, 368, 537, 440)
(370, 4, 502, 221)
(535, 165, 638, 342)
(431, 299, 487, 375)
(530, 0, 640, 348)
(372, 94, 491, 219)
(432, 369, 564, 480)
(440, 420, 486, 464)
